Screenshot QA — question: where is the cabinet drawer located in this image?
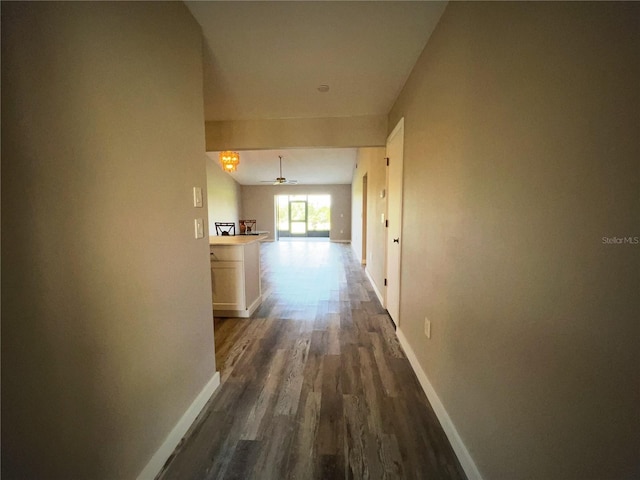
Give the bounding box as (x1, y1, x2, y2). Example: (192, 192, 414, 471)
(210, 245, 243, 261)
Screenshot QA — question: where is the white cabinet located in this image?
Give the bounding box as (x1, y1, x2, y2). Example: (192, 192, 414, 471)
(210, 238, 263, 318)
(210, 260, 245, 310)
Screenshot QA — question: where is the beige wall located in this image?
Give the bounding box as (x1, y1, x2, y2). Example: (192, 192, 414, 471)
(206, 155, 242, 234)
(351, 148, 387, 297)
(206, 115, 387, 151)
(1, 3, 216, 479)
(241, 185, 351, 242)
(389, 2, 640, 480)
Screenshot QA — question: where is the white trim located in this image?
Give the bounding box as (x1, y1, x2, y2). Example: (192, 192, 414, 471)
(137, 371, 221, 480)
(330, 239, 351, 243)
(387, 116, 405, 142)
(384, 117, 404, 329)
(213, 309, 251, 318)
(213, 294, 262, 318)
(351, 241, 361, 260)
(246, 294, 262, 316)
(396, 329, 483, 480)
(365, 267, 385, 307)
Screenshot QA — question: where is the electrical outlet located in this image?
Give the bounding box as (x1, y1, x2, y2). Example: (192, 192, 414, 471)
(424, 317, 431, 339)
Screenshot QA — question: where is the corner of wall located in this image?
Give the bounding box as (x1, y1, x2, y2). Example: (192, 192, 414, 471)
(396, 329, 483, 480)
(137, 373, 221, 480)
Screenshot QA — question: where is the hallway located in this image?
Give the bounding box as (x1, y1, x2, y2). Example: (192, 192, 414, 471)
(159, 241, 466, 480)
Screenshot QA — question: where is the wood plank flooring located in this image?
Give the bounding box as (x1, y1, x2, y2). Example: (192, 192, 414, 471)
(158, 239, 467, 480)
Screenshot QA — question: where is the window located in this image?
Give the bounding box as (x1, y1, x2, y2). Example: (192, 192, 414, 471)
(276, 194, 331, 238)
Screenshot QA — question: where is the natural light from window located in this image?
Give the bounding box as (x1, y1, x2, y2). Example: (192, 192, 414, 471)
(276, 194, 331, 238)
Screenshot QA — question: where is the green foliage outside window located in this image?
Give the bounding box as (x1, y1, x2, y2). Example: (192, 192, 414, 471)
(276, 195, 330, 234)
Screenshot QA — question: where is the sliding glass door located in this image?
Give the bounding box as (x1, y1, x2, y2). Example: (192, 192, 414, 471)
(276, 194, 330, 239)
(289, 200, 307, 236)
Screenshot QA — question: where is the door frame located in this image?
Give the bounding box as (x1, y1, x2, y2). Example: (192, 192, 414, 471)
(385, 117, 405, 327)
(362, 174, 368, 265)
(288, 199, 308, 237)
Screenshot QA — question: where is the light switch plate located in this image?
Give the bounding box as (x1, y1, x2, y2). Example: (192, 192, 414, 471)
(424, 317, 431, 339)
(193, 187, 203, 208)
(194, 218, 204, 239)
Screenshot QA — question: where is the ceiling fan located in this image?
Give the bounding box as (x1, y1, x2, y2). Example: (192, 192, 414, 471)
(260, 155, 298, 185)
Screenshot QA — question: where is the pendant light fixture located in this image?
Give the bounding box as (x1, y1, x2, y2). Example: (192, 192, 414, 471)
(219, 151, 240, 172)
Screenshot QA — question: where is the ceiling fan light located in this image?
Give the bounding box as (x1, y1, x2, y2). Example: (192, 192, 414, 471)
(219, 151, 239, 172)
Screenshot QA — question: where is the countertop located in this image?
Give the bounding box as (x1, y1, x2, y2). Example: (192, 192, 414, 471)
(209, 234, 268, 246)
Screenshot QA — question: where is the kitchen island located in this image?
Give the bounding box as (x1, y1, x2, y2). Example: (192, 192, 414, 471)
(209, 234, 267, 318)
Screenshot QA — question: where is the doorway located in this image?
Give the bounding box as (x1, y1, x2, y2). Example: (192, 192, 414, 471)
(362, 175, 368, 265)
(289, 200, 308, 236)
(276, 194, 331, 239)
(385, 118, 404, 327)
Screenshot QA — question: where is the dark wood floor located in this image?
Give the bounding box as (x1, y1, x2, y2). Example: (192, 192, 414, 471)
(158, 239, 467, 480)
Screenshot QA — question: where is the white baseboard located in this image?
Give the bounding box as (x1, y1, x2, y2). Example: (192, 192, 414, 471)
(247, 294, 262, 316)
(365, 267, 385, 307)
(350, 242, 361, 260)
(137, 371, 221, 480)
(214, 295, 262, 318)
(396, 329, 482, 480)
(330, 239, 351, 243)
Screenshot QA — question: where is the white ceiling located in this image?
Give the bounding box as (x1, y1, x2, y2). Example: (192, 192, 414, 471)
(186, 1, 447, 121)
(208, 148, 358, 185)
(188, 1, 447, 185)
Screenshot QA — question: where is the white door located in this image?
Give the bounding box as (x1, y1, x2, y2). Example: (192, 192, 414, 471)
(362, 174, 368, 265)
(385, 118, 404, 326)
